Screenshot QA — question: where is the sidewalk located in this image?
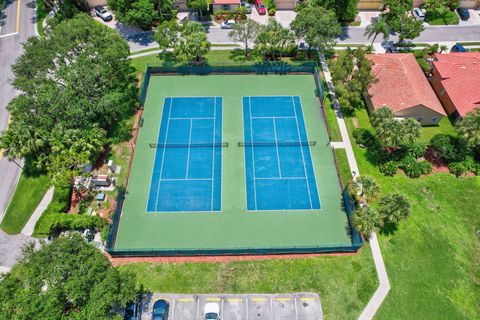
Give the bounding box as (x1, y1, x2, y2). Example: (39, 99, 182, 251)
(318, 53, 390, 320)
(21, 186, 54, 236)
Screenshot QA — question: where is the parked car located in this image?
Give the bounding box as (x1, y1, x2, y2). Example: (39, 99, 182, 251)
(457, 8, 470, 21)
(240, 1, 252, 14)
(385, 44, 399, 53)
(95, 5, 113, 22)
(203, 302, 220, 320)
(152, 300, 169, 320)
(451, 43, 468, 52)
(124, 302, 138, 320)
(255, 0, 266, 15)
(220, 20, 236, 29)
(411, 7, 425, 21)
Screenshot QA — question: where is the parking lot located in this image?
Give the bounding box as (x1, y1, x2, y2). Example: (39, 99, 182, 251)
(139, 292, 322, 320)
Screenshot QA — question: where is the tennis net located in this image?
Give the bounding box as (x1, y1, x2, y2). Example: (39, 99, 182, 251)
(149, 142, 229, 148)
(238, 141, 316, 147)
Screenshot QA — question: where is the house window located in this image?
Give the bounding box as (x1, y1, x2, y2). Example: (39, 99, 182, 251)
(432, 116, 439, 123)
(417, 116, 424, 123)
(221, 4, 230, 10)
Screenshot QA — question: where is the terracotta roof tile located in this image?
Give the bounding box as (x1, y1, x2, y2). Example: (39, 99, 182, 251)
(366, 53, 446, 116)
(432, 52, 480, 117)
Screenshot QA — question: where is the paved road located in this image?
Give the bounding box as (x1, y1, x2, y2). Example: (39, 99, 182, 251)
(0, 0, 36, 221)
(127, 25, 480, 52)
(139, 293, 322, 320)
(0, 229, 37, 271)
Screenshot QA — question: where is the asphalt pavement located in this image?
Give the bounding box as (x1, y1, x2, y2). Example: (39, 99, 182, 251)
(0, 0, 36, 222)
(139, 293, 323, 320)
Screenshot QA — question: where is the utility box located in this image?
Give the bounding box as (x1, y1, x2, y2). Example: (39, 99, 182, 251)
(107, 160, 116, 173)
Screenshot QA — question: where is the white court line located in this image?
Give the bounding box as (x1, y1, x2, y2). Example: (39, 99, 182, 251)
(248, 97, 258, 210)
(160, 178, 212, 181)
(210, 97, 217, 211)
(154, 98, 174, 211)
(169, 117, 214, 120)
(251, 116, 296, 119)
(255, 177, 306, 180)
(291, 96, 313, 209)
(185, 119, 193, 179)
(272, 118, 283, 178)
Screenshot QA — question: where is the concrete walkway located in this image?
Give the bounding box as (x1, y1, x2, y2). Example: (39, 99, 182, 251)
(318, 53, 390, 320)
(21, 186, 54, 236)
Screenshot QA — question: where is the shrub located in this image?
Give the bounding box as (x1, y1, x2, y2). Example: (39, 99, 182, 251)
(379, 161, 398, 176)
(400, 157, 431, 178)
(404, 142, 426, 159)
(449, 162, 467, 177)
(462, 156, 477, 172)
(417, 58, 430, 74)
(352, 128, 376, 148)
(429, 134, 470, 163)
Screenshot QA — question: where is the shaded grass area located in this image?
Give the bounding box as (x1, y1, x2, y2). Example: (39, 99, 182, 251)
(323, 95, 343, 142)
(418, 117, 456, 144)
(335, 148, 352, 187)
(119, 247, 378, 320)
(425, 8, 459, 25)
(345, 109, 480, 320)
(0, 173, 50, 234)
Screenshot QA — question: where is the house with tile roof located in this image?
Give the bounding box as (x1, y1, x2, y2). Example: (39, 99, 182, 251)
(430, 52, 480, 120)
(365, 53, 446, 126)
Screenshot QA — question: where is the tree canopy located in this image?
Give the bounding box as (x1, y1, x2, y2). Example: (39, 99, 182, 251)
(456, 109, 480, 147)
(108, 0, 176, 28)
(228, 19, 261, 58)
(371, 107, 421, 147)
(0, 234, 137, 319)
(291, 6, 341, 55)
(305, 0, 359, 22)
(0, 14, 136, 183)
(255, 20, 295, 60)
(382, 0, 424, 42)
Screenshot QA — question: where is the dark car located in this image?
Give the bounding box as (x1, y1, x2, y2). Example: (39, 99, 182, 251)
(124, 302, 138, 320)
(456, 8, 470, 21)
(451, 44, 468, 52)
(152, 299, 169, 320)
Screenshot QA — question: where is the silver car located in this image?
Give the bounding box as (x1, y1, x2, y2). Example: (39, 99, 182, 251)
(412, 8, 425, 21)
(95, 5, 113, 22)
(241, 2, 252, 14)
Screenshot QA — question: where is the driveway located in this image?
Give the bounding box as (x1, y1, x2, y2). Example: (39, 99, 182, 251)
(458, 9, 480, 26)
(139, 293, 322, 320)
(0, 230, 37, 272)
(249, 10, 268, 25)
(275, 10, 296, 28)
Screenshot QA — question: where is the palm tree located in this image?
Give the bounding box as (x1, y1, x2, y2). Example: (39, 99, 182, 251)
(378, 193, 411, 224)
(401, 118, 422, 145)
(351, 207, 383, 239)
(456, 109, 480, 147)
(352, 176, 381, 202)
(364, 16, 391, 46)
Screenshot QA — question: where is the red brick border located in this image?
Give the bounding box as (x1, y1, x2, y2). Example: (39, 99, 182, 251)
(108, 252, 356, 267)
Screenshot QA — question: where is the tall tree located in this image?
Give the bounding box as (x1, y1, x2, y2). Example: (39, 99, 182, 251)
(228, 19, 261, 58)
(364, 16, 391, 45)
(0, 234, 137, 319)
(351, 175, 381, 202)
(351, 207, 383, 239)
(382, 0, 424, 43)
(401, 118, 422, 145)
(306, 0, 359, 22)
(155, 19, 181, 51)
(174, 21, 211, 62)
(291, 6, 341, 55)
(456, 109, 480, 147)
(0, 14, 136, 180)
(188, 0, 211, 20)
(378, 193, 411, 224)
(123, 0, 157, 29)
(255, 20, 295, 60)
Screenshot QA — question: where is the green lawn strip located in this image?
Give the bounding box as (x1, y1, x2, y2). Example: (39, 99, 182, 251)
(457, 42, 480, 46)
(119, 246, 378, 320)
(334, 148, 352, 187)
(345, 110, 480, 319)
(425, 8, 459, 25)
(323, 95, 343, 142)
(37, 16, 45, 37)
(0, 173, 50, 234)
(335, 44, 366, 48)
(418, 117, 456, 144)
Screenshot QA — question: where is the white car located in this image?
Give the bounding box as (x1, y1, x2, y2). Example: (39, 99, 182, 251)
(220, 20, 236, 29)
(203, 302, 220, 320)
(240, 2, 252, 14)
(411, 8, 425, 21)
(95, 5, 113, 22)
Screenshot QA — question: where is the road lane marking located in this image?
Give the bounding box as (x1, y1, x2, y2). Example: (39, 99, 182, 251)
(251, 298, 266, 302)
(177, 298, 194, 302)
(275, 297, 291, 301)
(227, 298, 242, 302)
(0, 32, 19, 38)
(16, 0, 21, 33)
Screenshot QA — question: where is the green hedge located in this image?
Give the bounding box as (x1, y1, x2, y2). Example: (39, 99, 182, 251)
(34, 185, 104, 237)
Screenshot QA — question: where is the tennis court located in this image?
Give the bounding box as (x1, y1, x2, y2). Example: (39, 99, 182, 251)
(147, 97, 222, 212)
(243, 96, 320, 211)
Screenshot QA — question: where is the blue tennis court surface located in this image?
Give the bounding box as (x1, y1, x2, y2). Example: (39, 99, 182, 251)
(147, 97, 222, 212)
(243, 96, 321, 211)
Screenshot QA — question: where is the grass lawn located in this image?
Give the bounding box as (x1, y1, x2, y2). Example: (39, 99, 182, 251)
(324, 95, 343, 142)
(119, 247, 378, 320)
(425, 8, 459, 25)
(0, 173, 50, 234)
(335, 148, 352, 187)
(418, 117, 456, 144)
(345, 109, 480, 319)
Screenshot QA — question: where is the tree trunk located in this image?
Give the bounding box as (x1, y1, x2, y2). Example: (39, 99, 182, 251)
(371, 33, 378, 46)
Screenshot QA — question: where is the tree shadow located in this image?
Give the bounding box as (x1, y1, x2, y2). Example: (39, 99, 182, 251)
(379, 222, 398, 236)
